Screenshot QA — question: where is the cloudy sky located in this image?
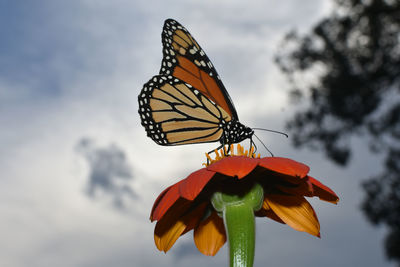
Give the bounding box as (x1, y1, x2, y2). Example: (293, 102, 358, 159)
(0, 1, 395, 267)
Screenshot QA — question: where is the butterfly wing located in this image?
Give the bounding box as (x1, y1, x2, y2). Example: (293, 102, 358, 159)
(139, 75, 232, 146)
(159, 19, 239, 120)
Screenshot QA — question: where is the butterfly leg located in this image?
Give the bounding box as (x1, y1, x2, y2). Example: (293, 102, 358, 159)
(207, 143, 223, 158)
(249, 138, 258, 156)
(221, 139, 231, 156)
(226, 143, 231, 155)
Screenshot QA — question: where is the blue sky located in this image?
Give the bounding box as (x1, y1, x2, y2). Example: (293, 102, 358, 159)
(0, 1, 395, 267)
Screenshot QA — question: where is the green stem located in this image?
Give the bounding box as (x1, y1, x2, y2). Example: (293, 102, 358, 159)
(211, 183, 263, 267)
(224, 202, 255, 267)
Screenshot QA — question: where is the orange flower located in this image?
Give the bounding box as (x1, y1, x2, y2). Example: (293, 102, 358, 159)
(150, 146, 339, 256)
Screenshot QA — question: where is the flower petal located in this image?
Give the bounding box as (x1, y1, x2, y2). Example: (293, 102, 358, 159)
(194, 211, 226, 256)
(151, 180, 184, 221)
(207, 156, 259, 179)
(258, 157, 310, 180)
(150, 184, 174, 221)
(155, 219, 186, 253)
(309, 176, 339, 204)
(255, 200, 285, 224)
(275, 179, 312, 197)
(264, 210, 285, 224)
(179, 168, 216, 200)
(181, 203, 208, 235)
(154, 199, 191, 252)
(265, 194, 320, 237)
(154, 199, 204, 252)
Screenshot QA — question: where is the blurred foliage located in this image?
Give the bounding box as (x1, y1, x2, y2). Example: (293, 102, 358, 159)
(275, 0, 400, 264)
(363, 149, 400, 262)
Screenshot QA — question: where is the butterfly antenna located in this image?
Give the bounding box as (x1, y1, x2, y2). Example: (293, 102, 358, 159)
(253, 133, 274, 157)
(252, 127, 288, 138)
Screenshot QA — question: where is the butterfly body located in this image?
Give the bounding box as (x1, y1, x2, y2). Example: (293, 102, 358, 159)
(222, 120, 254, 145)
(138, 19, 254, 149)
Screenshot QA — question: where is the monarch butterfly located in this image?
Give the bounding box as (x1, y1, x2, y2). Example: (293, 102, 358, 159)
(138, 19, 254, 151)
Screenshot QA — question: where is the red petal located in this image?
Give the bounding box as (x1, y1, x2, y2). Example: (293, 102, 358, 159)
(258, 157, 310, 180)
(207, 156, 259, 179)
(151, 180, 184, 221)
(150, 184, 174, 221)
(275, 179, 312, 197)
(309, 176, 339, 204)
(179, 168, 216, 200)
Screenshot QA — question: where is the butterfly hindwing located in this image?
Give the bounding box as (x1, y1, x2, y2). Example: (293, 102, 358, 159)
(139, 75, 232, 146)
(159, 19, 239, 120)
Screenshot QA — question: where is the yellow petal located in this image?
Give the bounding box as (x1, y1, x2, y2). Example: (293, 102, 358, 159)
(154, 216, 188, 252)
(154, 199, 192, 252)
(265, 194, 320, 237)
(154, 201, 207, 252)
(194, 211, 226, 256)
(262, 199, 271, 210)
(256, 200, 285, 224)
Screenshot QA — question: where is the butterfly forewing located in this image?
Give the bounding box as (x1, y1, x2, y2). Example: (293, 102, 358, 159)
(159, 19, 238, 120)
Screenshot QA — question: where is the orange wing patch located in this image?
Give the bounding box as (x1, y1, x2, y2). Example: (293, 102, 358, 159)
(173, 56, 233, 117)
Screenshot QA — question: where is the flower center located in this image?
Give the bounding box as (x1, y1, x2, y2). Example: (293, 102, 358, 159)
(203, 144, 260, 166)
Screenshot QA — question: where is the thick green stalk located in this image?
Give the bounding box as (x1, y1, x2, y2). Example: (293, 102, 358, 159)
(224, 202, 255, 267)
(211, 183, 263, 267)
